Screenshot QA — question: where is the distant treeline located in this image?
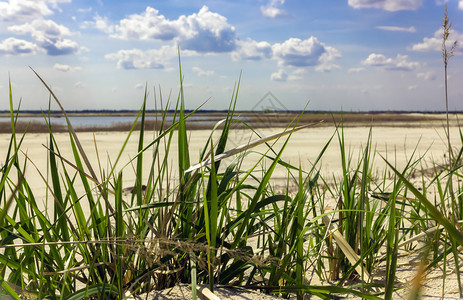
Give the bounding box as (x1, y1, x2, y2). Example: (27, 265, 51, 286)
(1, 109, 462, 115)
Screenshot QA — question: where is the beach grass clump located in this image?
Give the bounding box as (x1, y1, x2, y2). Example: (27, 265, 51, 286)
(0, 61, 344, 299)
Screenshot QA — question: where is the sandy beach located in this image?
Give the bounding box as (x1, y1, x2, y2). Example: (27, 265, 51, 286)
(2, 124, 457, 200)
(1, 120, 462, 299)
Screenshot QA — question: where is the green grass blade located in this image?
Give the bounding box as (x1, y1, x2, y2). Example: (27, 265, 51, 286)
(274, 284, 382, 300)
(231, 124, 300, 248)
(64, 284, 119, 300)
(295, 167, 304, 299)
(206, 140, 218, 291)
(187, 123, 319, 173)
(135, 88, 147, 206)
(0, 173, 23, 229)
(383, 156, 463, 246)
(115, 172, 124, 298)
(0, 281, 22, 300)
(384, 183, 398, 300)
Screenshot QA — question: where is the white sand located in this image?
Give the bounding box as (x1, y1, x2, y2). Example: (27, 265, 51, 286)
(1, 124, 461, 299)
(1, 126, 456, 201)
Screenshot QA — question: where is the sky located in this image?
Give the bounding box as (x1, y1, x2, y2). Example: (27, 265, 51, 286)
(0, 0, 462, 111)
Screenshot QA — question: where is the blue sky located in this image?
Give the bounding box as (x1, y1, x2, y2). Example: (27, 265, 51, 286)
(0, 0, 462, 111)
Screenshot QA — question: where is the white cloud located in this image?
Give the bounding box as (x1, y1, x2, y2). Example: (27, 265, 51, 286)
(261, 0, 286, 18)
(362, 53, 419, 71)
(74, 81, 85, 88)
(272, 36, 341, 71)
(376, 25, 416, 32)
(53, 63, 82, 72)
(273, 37, 325, 67)
(460, 0, 463, 10)
(412, 36, 441, 52)
(9, 19, 70, 41)
(105, 46, 177, 69)
(111, 6, 177, 40)
(77, 7, 92, 13)
(411, 28, 461, 53)
(102, 7, 340, 73)
(0, 1, 51, 21)
(192, 66, 214, 77)
(0, 37, 39, 55)
(417, 71, 436, 80)
(231, 38, 272, 61)
(348, 0, 422, 11)
(8, 19, 79, 55)
(46, 38, 79, 55)
(135, 83, 145, 90)
(288, 68, 306, 80)
(348, 67, 365, 73)
(93, 14, 114, 34)
(315, 46, 341, 72)
(270, 69, 288, 81)
(269, 68, 306, 82)
(110, 5, 236, 53)
(45, 0, 70, 10)
(0, 0, 70, 22)
(179, 6, 236, 53)
(408, 85, 418, 90)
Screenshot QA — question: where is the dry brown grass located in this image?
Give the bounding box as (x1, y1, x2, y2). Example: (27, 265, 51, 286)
(0, 112, 457, 134)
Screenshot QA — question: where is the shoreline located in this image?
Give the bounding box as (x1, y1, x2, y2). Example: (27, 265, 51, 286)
(0, 112, 462, 133)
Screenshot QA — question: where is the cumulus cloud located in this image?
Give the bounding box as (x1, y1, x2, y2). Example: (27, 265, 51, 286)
(376, 25, 416, 32)
(105, 46, 177, 69)
(270, 69, 288, 81)
(9, 19, 70, 39)
(0, 37, 39, 55)
(272, 36, 341, 71)
(231, 38, 272, 61)
(315, 46, 341, 72)
(261, 0, 286, 18)
(348, 0, 422, 11)
(8, 19, 79, 55)
(109, 5, 236, 53)
(53, 63, 82, 72)
(412, 35, 441, 52)
(111, 6, 178, 40)
(44, 38, 79, 55)
(411, 28, 461, 53)
(192, 67, 214, 77)
(361, 53, 419, 70)
(460, 0, 463, 10)
(0, 0, 70, 22)
(101, 6, 340, 72)
(273, 37, 325, 67)
(93, 14, 115, 34)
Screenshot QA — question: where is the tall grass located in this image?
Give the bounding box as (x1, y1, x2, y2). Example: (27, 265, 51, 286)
(1, 50, 463, 300)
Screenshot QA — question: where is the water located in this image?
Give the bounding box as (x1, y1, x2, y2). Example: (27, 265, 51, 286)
(0, 114, 226, 128)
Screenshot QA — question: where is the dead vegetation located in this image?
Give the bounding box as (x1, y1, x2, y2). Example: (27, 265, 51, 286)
(0, 112, 458, 134)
